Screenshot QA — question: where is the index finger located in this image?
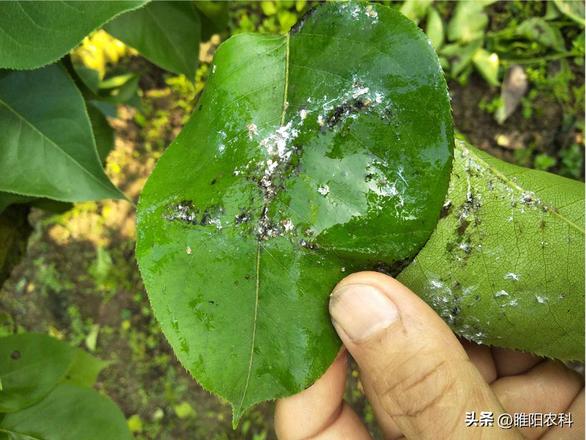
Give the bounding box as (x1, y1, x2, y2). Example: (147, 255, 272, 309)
(274, 350, 371, 439)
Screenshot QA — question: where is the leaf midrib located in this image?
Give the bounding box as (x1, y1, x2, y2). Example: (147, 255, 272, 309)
(460, 143, 584, 235)
(237, 33, 291, 414)
(0, 97, 116, 198)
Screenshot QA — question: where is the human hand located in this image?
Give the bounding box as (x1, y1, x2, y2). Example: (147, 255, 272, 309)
(275, 272, 585, 439)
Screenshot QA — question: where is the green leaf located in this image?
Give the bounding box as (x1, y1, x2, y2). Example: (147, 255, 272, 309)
(136, 2, 453, 424)
(261, 1, 278, 16)
(0, 383, 132, 440)
(441, 39, 483, 77)
(96, 73, 141, 108)
(517, 17, 566, 52)
(472, 48, 500, 87)
(0, 1, 148, 70)
(87, 104, 115, 163)
(72, 65, 101, 95)
(194, 1, 229, 41)
(398, 140, 585, 361)
(400, 0, 433, 24)
(0, 64, 123, 202)
(554, 0, 585, 26)
(105, 1, 201, 79)
(63, 349, 110, 388)
(426, 7, 444, 49)
(0, 334, 74, 413)
(447, 1, 491, 43)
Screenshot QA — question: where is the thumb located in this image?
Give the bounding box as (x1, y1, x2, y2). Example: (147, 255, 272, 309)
(329, 272, 518, 439)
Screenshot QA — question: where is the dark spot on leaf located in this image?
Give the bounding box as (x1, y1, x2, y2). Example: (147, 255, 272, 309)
(10, 350, 20, 360)
(235, 212, 251, 224)
(457, 219, 470, 235)
(210, 178, 217, 185)
(164, 200, 199, 225)
(373, 258, 410, 277)
(299, 239, 319, 250)
(326, 99, 369, 128)
(290, 5, 318, 34)
(440, 200, 452, 218)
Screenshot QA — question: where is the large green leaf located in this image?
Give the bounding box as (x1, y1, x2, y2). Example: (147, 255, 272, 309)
(105, 1, 201, 79)
(399, 140, 585, 361)
(0, 64, 123, 202)
(0, 1, 148, 70)
(136, 2, 453, 424)
(0, 334, 74, 413)
(0, 383, 131, 440)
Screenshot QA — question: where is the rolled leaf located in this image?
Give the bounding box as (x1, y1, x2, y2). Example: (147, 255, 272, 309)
(399, 140, 585, 361)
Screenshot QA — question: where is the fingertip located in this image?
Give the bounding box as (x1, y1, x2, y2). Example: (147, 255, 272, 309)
(275, 349, 348, 439)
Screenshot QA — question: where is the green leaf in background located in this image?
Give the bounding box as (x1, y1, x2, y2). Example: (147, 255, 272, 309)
(0, 383, 132, 440)
(517, 17, 566, 52)
(0, 1, 148, 70)
(447, 1, 493, 44)
(195, 1, 230, 41)
(0, 64, 123, 202)
(105, 1, 201, 79)
(87, 104, 115, 163)
(0, 334, 73, 413)
(63, 349, 110, 388)
(441, 39, 483, 77)
(398, 140, 585, 361)
(97, 73, 141, 107)
(137, 2, 453, 424)
(400, 0, 433, 25)
(426, 7, 444, 49)
(72, 65, 102, 95)
(554, 0, 586, 26)
(472, 48, 500, 87)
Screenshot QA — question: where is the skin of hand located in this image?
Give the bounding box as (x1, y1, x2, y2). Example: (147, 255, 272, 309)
(275, 272, 585, 440)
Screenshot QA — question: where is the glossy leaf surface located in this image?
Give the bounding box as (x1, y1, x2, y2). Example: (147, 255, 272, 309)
(0, 1, 147, 70)
(0, 64, 123, 202)
(105, 1, 201, 79)
(399, 141, 585, 361)
(137, 2, 453, 423)
(0, 384, 132, 440)
(0, 333, 73, 413)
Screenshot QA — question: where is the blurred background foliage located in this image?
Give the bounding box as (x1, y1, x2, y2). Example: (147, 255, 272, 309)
(0, 1, 583, 439)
